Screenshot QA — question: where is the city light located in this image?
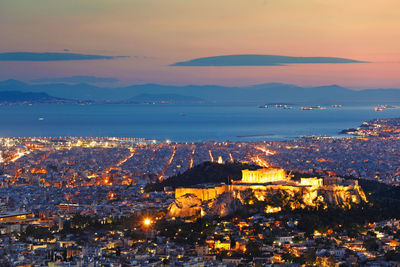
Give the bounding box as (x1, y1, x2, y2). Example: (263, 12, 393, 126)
(1, 132, 400, 265)
(143, 218, 151, 226)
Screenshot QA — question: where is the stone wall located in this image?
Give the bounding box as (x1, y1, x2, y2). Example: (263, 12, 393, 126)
(169, 175, 368, 218)
(175, 185, 229, 202)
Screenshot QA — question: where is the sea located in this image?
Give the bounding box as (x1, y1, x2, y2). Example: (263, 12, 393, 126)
(0, 104, 400, 142)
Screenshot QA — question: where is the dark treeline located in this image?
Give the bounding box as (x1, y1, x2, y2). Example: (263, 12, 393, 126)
(144, 161, 260, 192)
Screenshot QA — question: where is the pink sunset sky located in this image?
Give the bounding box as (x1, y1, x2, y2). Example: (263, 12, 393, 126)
(0, 0, 399, 88)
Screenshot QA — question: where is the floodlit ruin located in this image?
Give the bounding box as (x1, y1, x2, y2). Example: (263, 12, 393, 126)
(168, 168, 367, 218)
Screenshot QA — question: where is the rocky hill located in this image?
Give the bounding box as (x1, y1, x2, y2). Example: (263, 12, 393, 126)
(145, 162, 261, 192)
(168, 182, 367, 219)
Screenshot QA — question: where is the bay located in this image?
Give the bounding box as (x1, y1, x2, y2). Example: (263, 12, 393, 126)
(0, 104, 399, 142)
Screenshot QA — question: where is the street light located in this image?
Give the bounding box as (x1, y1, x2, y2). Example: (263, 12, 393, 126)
(144, 218, 151, 226)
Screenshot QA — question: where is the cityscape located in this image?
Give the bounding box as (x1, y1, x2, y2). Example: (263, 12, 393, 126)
(2, 0, 400, 266)
(0, 118, 400, 265)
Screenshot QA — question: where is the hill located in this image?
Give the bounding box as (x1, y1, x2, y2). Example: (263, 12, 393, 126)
(2, 79, 400, 104)
(0, 90, 76, 104)
(144, 162, 261, 192)
(128, 93, 205, 104)
(153, 162, 400, 231)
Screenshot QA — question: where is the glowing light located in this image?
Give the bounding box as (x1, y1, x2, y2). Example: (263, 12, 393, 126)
(189, 148, 195, 168)
(228, 152, 234, 162)
(117, 148, 136, 166)
(30, 168, 48, 174)
(265, 205, 282, 213)
(108, 192, 115, 200)
(254, 146, 275, 155)
(208, 150, 214, 162)
(159, 146, 177, 179)
(144, 218, 152, 226)
(251, 156, 269, 167)
(10, 150, 31, 162)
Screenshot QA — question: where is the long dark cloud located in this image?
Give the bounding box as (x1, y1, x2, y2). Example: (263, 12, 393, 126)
(172, 54, 367, 66)
(31, 76, 120, 84)
(0, 52, 128, 61)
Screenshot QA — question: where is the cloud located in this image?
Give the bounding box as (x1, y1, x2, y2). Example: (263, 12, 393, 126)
(172, 54, 367, 66)
(31, 76, 120, 84)
(0, 52, 128, 61)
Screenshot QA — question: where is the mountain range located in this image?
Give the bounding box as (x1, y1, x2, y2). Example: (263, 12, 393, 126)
(128, 93, 205, 104)
(0, 90, 76, 104)
(1, 79, 400, 105)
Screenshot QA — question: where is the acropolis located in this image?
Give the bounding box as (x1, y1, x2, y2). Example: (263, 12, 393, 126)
(168, 167, 367, 218)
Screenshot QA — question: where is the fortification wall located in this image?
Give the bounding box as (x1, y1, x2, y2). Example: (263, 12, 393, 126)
(170, 182, 368, 218)
(175, 185, 229, 202)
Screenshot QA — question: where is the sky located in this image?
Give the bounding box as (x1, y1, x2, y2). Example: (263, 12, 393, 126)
(0, 0, 399, 88)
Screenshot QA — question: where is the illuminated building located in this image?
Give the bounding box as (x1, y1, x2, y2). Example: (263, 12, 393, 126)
(0, 212, 34, 224)
(300, 177, 323, 186)
(265, 205, 282, 213)
(214, 240, 231, 251)
(240, 168, 287, 184)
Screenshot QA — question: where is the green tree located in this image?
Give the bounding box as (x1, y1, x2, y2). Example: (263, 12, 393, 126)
(363, 238, 379, 251)
(245, 241, 261, 258)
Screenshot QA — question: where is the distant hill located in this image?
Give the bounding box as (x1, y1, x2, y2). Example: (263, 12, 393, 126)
(1, 79, 400, 104)
(128, 93, 205, 104)
(0, 90, 72, 104)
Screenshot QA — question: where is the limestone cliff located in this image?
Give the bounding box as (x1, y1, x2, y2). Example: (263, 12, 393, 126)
(317, 185, 367, 208)
(168, 193, 202, 218)
(202, 192, 243, 217)
(168, 192, 243, 218)
(168, 183, 368, 218)
(246, 185, 367, 209)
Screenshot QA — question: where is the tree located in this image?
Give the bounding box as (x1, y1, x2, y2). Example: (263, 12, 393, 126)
(23, 225, 53, 240)
(384, 249, 400, 261)
(245, 241, 261, 258)
(363, 238, 379, 251)
(303, 250, 316, 265)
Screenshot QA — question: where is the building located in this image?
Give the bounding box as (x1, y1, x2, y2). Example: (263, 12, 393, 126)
(0, 211, 34, 224)
(300, 177, 323, 186)
(240, 168, 287, 184)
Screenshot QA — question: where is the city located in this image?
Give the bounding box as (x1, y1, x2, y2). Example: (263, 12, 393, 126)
(2, 0, 400, 265)
(1, 118, 400, 265)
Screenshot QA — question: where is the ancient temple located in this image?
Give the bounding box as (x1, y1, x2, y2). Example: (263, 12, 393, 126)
(240, 168, 287, 184)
